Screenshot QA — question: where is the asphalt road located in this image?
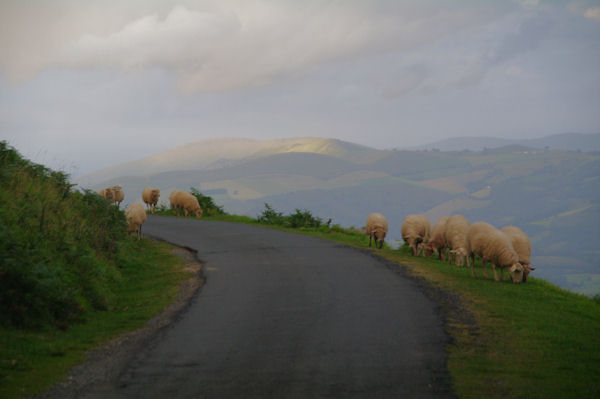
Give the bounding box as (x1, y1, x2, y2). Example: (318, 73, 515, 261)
(86, 215, 453, 398)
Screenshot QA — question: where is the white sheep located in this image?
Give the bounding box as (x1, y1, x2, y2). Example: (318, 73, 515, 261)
(98, 187, 114, 202)
(142, 187, 161, 214)
(401, 214, 431, 256)
(423, 216, 449, 260)
(365, 212, 388, 249)
(444, 214, 471, 267)
(179, 191, 203, 218)
(125, 202, 147, 240)
(111, 185, 124, 208)
(169, 190, 182, 215)
(501, 225, 535, 282)
(466, 222, 524, 283)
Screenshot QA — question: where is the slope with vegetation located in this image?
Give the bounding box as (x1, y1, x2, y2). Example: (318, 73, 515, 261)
(0, 142, 192, 398)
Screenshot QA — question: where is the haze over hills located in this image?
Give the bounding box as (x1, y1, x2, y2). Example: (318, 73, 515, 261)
(84, 135, 600, 296)
(406, 132, 600, 152)
(77, 137, 386, 187)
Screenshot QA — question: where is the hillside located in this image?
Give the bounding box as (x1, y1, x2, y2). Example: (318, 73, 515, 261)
(87, 138, 600, 295)
(77, 137, 387, 187)
(408, 132, 600, 152)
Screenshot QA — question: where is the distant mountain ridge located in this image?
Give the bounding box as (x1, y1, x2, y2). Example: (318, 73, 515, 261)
(406, 132, 600, 152)
(77, 137, 386, 186)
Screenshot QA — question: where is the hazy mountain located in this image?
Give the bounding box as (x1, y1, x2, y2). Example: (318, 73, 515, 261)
(87, 137, 600, 296)
(77, 137, 387, 187)
(407, 132, 600, 152)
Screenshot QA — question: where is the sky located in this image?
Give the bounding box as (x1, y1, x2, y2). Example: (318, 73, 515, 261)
(1, 0, 599, 177)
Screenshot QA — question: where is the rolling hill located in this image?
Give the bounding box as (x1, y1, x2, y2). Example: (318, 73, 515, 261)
(407, 132, 600, 152)
(84, 136, 600, 295)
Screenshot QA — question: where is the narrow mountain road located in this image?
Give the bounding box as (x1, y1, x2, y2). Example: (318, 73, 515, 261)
(86, 215, 453, 398)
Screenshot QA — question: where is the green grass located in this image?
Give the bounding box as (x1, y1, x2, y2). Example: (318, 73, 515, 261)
(262, 224, 600, 399)
(0, 239, 191, 399)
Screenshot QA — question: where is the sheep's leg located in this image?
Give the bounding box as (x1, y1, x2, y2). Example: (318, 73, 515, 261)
(470, 257, 476, 278)
(500, 268, 505, 281)
(369, 235, 372, 247)
(483, 259, 489, 279)
(492, 264, 499, 281)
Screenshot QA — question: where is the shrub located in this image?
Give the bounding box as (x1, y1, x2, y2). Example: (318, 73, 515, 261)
(189, 187, 226, 216)
(257, 203, 323, 229)
(0, 141, 127, 328)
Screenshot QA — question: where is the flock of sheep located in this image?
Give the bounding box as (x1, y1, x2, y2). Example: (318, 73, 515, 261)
(97, 186, 533, 284)
(97, 186, 202, 239)
(366, 212, 535, 284)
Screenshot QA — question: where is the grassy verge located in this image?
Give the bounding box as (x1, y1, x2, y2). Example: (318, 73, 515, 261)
(197, 215, 598, 399)
(0, 238, 191, 399)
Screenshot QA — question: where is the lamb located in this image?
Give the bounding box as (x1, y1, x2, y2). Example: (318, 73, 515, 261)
(111, 185, 124, 208)
(98, 187, 114, 201)
(466, 222, 524, 283)
(423, 216, 449, 260)
(142, 187, 161, 214)
(501, 226, 535, 282)
(125, 202, 147, 240)
(401, 214, 431, 256)
(365, 213, 388, 249)
(444, 214, 471, 267)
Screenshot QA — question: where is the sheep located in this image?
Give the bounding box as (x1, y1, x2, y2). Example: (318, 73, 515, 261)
(142, 186, 161, 214)
(98, 187, 114, 201)
(423, 216, 449, 260)
(111, 185, 124, 207)
(170, 190, 202, 218)
(169, 190, 182, 215)
(466, 222, 524, 283)
(365, 212, 388, 249)
(401, 214, 431, 256)
(179, 191, 203, 218)
(444, 214, 471, 267)
(125, 202, 147, 240)
(501, 225, 536, 282)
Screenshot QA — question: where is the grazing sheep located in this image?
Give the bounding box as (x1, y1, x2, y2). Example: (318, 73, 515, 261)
(501, 226, 535, 282)
(423, 216, 449, 260)
(365, 213, 388, 249)
(169, 190, 182, 215)
(98, 187, 114, 201)
(142, 187, 161, 214)
(401, 214, 431, 256)
(444, 214, 471, 267)
(111, 185, 124, 208)
(466, 222, 524, 283)
(179, 191, 203, 218)
(125, 203, 147, 240)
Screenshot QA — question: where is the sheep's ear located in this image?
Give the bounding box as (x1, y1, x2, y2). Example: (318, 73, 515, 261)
(529, 265, 536, 270)
(510, 265, 518, 273)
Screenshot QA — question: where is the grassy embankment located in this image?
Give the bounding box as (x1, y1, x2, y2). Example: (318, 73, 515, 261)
(194, 207, 600, 399)
(0, 142, 192, 398)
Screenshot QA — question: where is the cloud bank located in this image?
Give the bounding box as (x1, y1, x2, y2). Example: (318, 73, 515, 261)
(0, 0, 508, 93)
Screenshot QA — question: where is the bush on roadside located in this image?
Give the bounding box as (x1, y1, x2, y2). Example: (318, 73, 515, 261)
(0, 141, 129, 328)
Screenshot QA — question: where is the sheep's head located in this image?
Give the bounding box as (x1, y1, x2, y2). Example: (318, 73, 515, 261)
(152, 189, 160, 201)
(422, 243, 435, 258)
(194, 208, 203, 218)
(522, 264, 535, 282)
(374, 228, 386, 247)
(509, 263, 525, 284)
(451, 248, 468, 266)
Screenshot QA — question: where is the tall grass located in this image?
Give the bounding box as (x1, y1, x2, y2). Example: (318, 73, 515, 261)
(0, 141, 126, 328)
